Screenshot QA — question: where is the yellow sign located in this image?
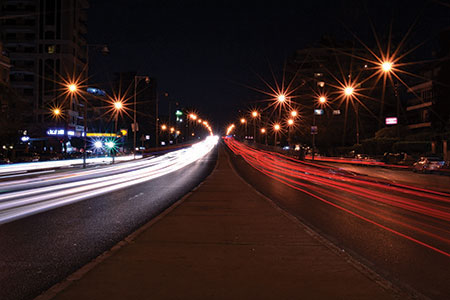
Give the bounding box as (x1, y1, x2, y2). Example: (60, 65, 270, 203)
(86, 133, 117, 137)
(120, 129, 128, 136)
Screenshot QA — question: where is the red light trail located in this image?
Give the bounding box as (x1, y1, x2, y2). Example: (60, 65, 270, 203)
(224, 138, 450, 258)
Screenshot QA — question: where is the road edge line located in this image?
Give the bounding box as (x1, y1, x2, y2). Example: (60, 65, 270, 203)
(34, 146, 220, 300)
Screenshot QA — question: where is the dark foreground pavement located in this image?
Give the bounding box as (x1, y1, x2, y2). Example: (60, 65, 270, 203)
(42, 147, 398, 300)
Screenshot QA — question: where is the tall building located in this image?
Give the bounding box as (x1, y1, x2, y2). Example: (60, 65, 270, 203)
(0, 0, 88, 134)
(0, 42, 10, 84)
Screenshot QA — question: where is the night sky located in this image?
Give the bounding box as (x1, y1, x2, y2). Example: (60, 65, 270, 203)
(87, 0, 450, 130)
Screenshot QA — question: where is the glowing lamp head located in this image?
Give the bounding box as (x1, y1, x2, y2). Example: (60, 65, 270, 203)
(105, 141, 115, 149)
(94, 141, 103, 149)
(319, 96, 327, 104)
(189, 113, 197, 120)
(53, 108, 61, 115)
(240, 118, 246, 124)
(170, 127, 175, 133)
(290, 110, 298, 117)
(68, 84, 77, 93)
(114, 101, 123, 110)
(381, 61, 393, 72)
(287, 119, 294, 125)
(261, 128, 266, 134)
(274, 124, 280, 131)
(251, 111, 258, 118)
(344, 86, 354, 96)
(198, 119, 202, 123)
(161, 124, 167, 130)
(277, 94, 286, 102)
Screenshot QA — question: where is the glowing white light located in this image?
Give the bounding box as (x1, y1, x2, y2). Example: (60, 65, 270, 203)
(0, 137, 218, 224)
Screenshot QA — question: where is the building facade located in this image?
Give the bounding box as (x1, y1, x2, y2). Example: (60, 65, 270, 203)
(0, 0, 88, 134)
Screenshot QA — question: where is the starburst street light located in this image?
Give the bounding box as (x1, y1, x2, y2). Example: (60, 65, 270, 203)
(161, 124, 167, 131)
(381, 61, 393, 72)
(52, 108, 62, 117)
(113, 101, 123, 110)
(287, 119, 294, 125)
(290, 110, 298, 117)
(68, 83, 78, 93)
(344, 86, 354, 96)
(240, 118, 246, 124)
(319, 96, 327, 103)
(251, 111, 258, 118)
(277, 94, 286, 102)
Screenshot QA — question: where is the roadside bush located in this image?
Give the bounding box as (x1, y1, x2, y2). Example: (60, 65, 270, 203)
(393, 141, 431, 153)
(361, 138, 397, 155)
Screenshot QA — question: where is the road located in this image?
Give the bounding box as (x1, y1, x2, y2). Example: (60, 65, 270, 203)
(0, 137, 218, 300)
(225, 138, 450, 300)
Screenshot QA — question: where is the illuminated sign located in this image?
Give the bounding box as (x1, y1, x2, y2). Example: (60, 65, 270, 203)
(86, 133, 117, 137)
(314, 109, 324, 115)
(385, 117, 398, 125)
(120, 129, 128, 136)
(332, 110, 341, 115)
(86, 87, 106, 96)
(175, 110, 183, 116)
(21, 136, 30, 142)
(47, 129, 65, 136)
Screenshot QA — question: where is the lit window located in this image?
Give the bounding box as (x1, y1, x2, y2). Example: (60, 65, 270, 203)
(47, 45, 56, 54)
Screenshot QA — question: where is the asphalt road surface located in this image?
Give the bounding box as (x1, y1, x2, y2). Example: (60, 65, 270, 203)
(225, 138, 450, 300)
(0, 143, 217, 300)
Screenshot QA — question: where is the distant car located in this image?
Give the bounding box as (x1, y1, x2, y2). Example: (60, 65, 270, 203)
(412, 156, 447, 173)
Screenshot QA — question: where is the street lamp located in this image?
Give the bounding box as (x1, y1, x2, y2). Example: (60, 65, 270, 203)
(342, 85, 360, 145)
(344, 86, 354, 96)
(287, 119, 294, 147)
(290, 110, 298, 118)
(134, 75, 150, 157)
(312, 96, 327, 161)
(53, 108, 61, 117)
(260, 128, 267, 145)
(277, 94, 286, 102)
(113, 100, 123, 133)
(381, 61, 393, 73)
(273, 123, 280, 147)
(251, 110, 258, 142)
(67, 83, 88, 168)
(240, 118, 247, 138)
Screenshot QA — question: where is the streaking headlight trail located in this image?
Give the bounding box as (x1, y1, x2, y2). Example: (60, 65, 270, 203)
(0, 136, 218, 224)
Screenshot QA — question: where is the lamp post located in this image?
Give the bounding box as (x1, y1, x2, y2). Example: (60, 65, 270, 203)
(133, 75, 150, 157)
(240, 118, 247, 139)
(287, 118, 294, 147)
(67, 83, 87, 167)
(312, 96, 327, 161)
(261, 128, 267, 145)
(113, 100, 123, 133)
(273, 123, 280, 147)
(251, 111, 258, 143)
(342, 86, 358, 145)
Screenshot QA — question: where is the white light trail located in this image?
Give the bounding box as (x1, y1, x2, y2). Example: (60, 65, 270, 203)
(0, 155, 143, 176)
(0, 136, 218, 224)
